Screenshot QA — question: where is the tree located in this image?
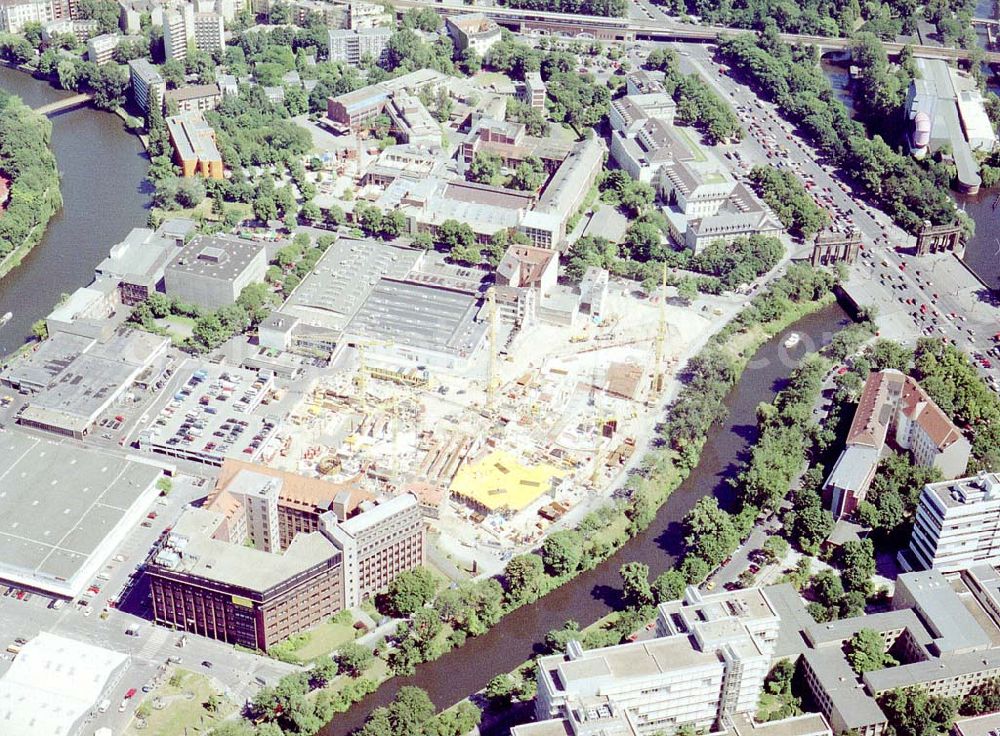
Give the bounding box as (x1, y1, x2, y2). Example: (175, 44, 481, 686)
(879, 686, 957, 736)
(961, 677, 1000, 716)
(31, 319, 48, 340)
(652, 570, 686, 603)
(377, 567, 436, 618)
(387, 686, 436, 735)
(467, 151, 503, 186)
(847, 629, 897, 674)
(762, 536, 789, 564)
(544, 620, 582, 653)
(683, 496, 739, 567)
(618, 561, 653, 609)
(485, 674, 516, 707)
(677, 278, 698, 304)
(254, 195, 278, 223)
(542, 530, 582, 576)
(838, 539, 876, 596)
(160, 58, 185, 88)
(337, 641, 373, 677)
(504, 554, 545, 604)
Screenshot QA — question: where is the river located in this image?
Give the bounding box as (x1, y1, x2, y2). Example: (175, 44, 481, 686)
(320, 301, 851, 736)
(0, 66, 150, 357)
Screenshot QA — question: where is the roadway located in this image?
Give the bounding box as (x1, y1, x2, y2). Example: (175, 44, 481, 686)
(384, 0, 999, 61)
(676, 42, 1000, 385)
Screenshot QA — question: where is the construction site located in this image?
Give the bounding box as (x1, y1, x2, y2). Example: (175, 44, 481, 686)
(259, 261, 726, 575)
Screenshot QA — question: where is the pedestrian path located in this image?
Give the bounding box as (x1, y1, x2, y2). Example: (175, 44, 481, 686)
(137, 626, 169, 661)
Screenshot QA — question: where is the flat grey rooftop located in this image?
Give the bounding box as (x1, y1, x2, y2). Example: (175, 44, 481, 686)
(897, 569, 992, 654)
(281, 237, 421, 333)
(0, 432, 161, 582)
(165, 235, 264, 282)
(346, 277, 488, 357)
(864, 648, 1000, 694)
(158, 507, 341, 593)
(0, 332, 93, 393)
(802, 648, 886, 730)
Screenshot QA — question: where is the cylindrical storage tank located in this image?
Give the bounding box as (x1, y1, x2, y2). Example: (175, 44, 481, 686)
(913, 111, 931, 149)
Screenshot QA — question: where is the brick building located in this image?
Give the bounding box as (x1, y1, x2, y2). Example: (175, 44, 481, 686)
(148, 463, 424, 648)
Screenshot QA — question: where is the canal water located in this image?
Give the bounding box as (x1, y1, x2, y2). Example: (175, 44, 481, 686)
(0, 66, 150, 356)
(320, 301, 851, 736)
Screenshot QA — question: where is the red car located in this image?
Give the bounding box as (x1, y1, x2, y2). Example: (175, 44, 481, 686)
(125, 688, 137, 699)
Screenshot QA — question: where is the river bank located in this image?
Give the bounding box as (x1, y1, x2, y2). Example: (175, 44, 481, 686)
(316, 282, 849, 736)
(0, 91, 62, 281)
(0, 65, 150, 356)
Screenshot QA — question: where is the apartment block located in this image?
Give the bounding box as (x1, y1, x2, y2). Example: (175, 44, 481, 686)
(445, 13, 502, 56)
(161, 8, 190, 62)
(165, 111, 224, 180)
(86, 32, 119, 65)
(905, 473, 1000, 572)
(0, 0, 54, 33)
(128, 58, 165, 114)
(325, 493, 424, 608)
(326, 69, 446, 131)
(327, 27, 390, 66)
(523, 71, 546, 110)
(192, 10, 223, 52)
(165, 83, 222, 113)
(533, 586, 781, 735)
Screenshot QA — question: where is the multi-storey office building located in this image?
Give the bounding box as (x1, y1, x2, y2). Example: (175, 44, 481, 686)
(905, 473, 1000, 572)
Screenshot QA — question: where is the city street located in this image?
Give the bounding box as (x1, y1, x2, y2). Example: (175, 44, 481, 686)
(672, 42, 1000, 382)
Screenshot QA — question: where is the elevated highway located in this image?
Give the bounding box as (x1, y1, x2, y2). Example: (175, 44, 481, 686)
(386, 0, 1000, 62)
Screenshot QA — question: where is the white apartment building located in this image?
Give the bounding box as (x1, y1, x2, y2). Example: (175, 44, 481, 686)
(0, 0, 54, 33)
(86, 32, 120, 65)
(327, 27, 390, 66)
(192, 10, 223, 52)
(445, 13, 502, 56)
(161, 8, 190, 62)
(347, 0, 387, 29)
(129, 58, 165, 114)
(906, 473, 1000, 573)
(534, 587, 780, 735)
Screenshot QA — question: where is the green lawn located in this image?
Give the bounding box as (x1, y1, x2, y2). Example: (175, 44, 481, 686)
(125, 668, 235, 736)
(155, 314, 196, 340)
(471, 71, 514, 89)
(294, 618, 362, 661)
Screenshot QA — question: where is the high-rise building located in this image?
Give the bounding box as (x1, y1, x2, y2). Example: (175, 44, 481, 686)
(327, 27, 390, 66)
(128, 58, 166, 115)
(905, 473, 1000, 572)
(192, 11, 223, 52)
(161, 8, 191, 62)
(325, 493, 424, 608)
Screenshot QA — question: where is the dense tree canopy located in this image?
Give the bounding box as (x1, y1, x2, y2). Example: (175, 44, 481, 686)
(0, 92, 62, 268)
